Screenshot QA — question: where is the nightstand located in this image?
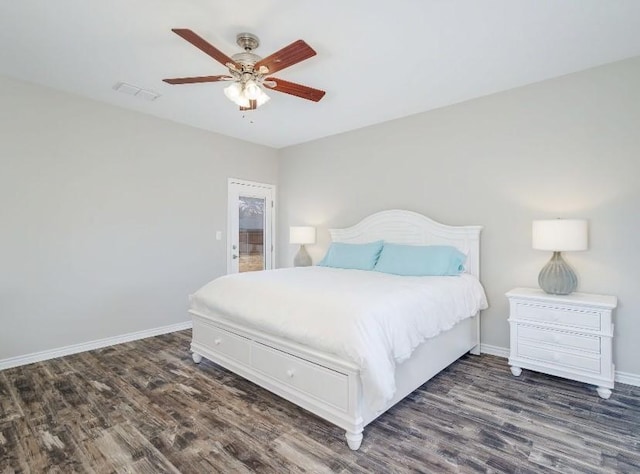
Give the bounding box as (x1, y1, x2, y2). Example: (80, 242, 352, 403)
(506, 288, 617, 399)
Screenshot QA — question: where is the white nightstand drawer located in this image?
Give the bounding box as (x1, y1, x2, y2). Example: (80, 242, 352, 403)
(515, 302, 601, 330)
(518, 326, 600, 353)
(518, 343, 600, 373)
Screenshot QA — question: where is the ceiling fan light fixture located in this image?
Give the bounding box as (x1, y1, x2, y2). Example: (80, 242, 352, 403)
(224, 79, 269, 109)
(244, 80, 261, 100)
(234, 94, 251, 108)
(256, 89, 270, 107)
(164, 29, 325, 110)
(223, 82, 242, 101)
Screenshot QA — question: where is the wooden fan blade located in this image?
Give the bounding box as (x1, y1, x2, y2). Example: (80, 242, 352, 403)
(172, 28, 239, 69)
(163, 75, 232, 85)
(264, 77, 325, 102)
(239, 100, 257, 111)
(254, 40, 316, 74)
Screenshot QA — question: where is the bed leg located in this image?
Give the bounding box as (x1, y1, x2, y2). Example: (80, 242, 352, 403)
(192, 352, 203, 364)
(345, 430, 363, 451)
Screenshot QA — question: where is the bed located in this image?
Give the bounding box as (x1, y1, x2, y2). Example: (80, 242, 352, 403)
(188, 210, 486, 450)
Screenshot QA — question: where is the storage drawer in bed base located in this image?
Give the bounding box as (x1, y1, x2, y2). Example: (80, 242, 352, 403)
(189, 311, 479, 452)
(190, 314, 362, 442)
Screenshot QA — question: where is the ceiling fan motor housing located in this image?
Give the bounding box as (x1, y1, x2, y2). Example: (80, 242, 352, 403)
(236, 33, 259, 51)
(231, 33, 262, 73)
(231, 51, 262, 70)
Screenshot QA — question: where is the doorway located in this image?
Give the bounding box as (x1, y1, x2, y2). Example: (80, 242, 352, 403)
(227, 178, 275, 273)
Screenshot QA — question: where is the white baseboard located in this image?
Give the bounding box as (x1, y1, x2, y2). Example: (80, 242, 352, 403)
(615, 370, 640, 387)
(480, 343, 640, 387)
(480, 343, 510, 358)
(0, 321, 193, 371)
(3, 327, 639, 388)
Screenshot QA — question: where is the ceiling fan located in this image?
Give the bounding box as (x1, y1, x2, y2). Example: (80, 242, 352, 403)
(163, 29, 326, 111)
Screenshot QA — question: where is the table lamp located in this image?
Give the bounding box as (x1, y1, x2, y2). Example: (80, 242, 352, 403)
(532, 219, 588, 295)
(290, 226, 316, 267)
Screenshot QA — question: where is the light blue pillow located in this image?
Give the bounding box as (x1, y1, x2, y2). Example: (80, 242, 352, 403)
(317, 240, 384, 271)
(374, 244, 466, 276)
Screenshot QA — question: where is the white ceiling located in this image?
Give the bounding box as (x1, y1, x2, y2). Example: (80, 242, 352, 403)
(2, 1, 640, 149)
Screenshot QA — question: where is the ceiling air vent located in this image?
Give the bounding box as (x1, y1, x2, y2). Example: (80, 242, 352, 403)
(113, 82, 160, 101)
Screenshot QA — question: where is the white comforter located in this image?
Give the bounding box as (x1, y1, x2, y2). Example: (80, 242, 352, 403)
(189, 266, 488, 412)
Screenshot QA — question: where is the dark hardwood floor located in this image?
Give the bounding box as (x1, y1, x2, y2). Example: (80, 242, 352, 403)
(1, 330, 639, 473)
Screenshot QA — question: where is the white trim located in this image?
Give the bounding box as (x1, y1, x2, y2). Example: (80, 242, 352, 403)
(480, 343, 640, 387)
(480, 343, 510, 358)
(227, 178, 276, 274)
(0, 321, 192, 371)
(615, 370, 640, 387)
(228, 177, 275, 189)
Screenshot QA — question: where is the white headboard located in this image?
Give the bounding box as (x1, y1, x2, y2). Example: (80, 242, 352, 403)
(329, 210, 482, 278)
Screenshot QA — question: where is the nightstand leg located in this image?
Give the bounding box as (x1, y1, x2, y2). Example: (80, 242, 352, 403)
(596, 386, 612, 399)
(510, 366, 522, 377)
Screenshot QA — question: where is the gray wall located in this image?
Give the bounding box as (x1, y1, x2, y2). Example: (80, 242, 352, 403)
(3, 57, 639, 379)
(0, 76, 278, 360)
(278, 57, 640, 377)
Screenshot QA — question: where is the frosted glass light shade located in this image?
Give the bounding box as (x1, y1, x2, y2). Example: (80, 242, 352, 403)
(532, 219, 588, 251)
(290, 226, 316, 245)
(244, 80, 261, 100)
(234, 94, 250, 108)
(224, 81, 269, 109)
(223, 82, 242, 101)
(256, 89, 270, 107)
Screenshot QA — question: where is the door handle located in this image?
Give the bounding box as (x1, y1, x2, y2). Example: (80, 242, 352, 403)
(232, 254, 238, 260)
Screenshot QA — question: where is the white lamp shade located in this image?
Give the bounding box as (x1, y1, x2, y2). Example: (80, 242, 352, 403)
(532, 219, 588, 251)
(290, 226, 316, 245)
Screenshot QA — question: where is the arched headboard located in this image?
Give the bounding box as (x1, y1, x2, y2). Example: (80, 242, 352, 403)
(329, 210, 482, 278)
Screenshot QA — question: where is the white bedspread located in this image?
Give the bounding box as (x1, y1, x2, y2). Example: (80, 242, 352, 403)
(189, 267, 488, 412)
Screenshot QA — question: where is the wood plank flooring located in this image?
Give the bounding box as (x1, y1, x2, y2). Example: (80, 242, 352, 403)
(1, 330, 639, 473)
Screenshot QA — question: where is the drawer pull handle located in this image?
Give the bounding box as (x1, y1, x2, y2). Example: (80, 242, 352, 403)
(214, 338, 222, 345)
(286, 369, 295, 378)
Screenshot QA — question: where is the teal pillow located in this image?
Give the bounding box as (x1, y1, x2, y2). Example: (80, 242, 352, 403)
(374, 244, 466, 276)
(317, 241, 383, 271)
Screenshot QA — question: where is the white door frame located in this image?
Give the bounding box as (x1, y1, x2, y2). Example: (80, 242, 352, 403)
(227, 178, 276, 274)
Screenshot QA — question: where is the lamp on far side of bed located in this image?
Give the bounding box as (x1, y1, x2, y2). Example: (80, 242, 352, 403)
(290, 226, 316, 267)
(532, 219, 588, 295)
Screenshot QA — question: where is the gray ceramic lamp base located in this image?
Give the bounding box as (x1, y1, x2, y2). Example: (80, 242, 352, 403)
(294, 244, 312, 267)
(538, 251, 578, 295)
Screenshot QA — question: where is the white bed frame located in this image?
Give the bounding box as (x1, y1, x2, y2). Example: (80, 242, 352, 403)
(190, 210, 482, 450)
